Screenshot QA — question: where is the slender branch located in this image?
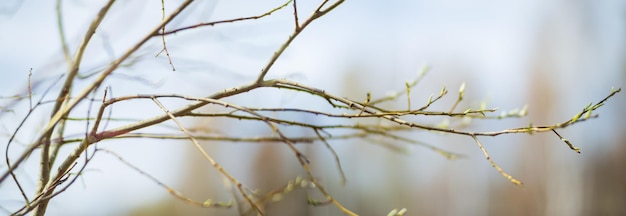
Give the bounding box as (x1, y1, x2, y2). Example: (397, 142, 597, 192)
(100, 149, 233, 208)
(151, 97, 264, 215)
(448, 82, 465, 113)
(244, 107, 497, 118)
(314, 128, 346, 185)
(254, 0, 346, 84)
(552, 129, 580, 153)
(55, 0, 72, 68)
(370, 65, 429, 105)
(3, 75, 64, 210)
(157, 0, 293, 36)
(292, 0, 300, 30)
(472, 135, 522, 185)
(157, 0, 176, 71)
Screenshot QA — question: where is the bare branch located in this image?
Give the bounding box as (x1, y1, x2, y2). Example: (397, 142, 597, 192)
(157, 0, 176, 71)
(151, 97, 265, 215)
(254, 0, 346, 84)
(100, 148, 233, 208)
(157, 0, 293, 36)
(292, 0, 300, 30)
(472, 135, 523, 186)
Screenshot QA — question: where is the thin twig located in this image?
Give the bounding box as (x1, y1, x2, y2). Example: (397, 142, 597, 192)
(151, 97, 263, 215)
(55, 0, 72, 67)
(448, 82, 465, 113)
(254, 0, 346, 84)
(3, 75, 63, 182)
(552, 129, 580, 153)
(157, 0, 293, 36)
(158, 0, 176, 71)
(314, 128, 346, 185)
(28, 68, 32, 110)
(292, 0, 300, 30)
(370, 65, 429, 105)
(472, 135, 523, 186)
(100, 149, 233, 208)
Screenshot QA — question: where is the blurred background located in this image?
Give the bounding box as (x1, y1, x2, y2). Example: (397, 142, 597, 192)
(1, 0, 625, 215)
